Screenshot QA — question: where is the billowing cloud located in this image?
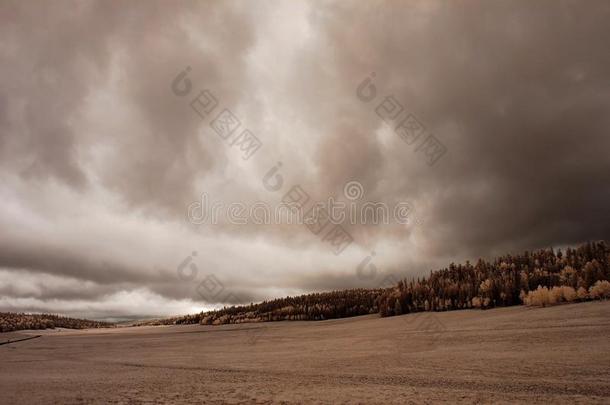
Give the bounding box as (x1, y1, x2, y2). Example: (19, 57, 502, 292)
(1, 0, 609, 319)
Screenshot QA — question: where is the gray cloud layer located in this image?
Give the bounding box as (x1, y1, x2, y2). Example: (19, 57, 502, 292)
(1, 0, 609, 319)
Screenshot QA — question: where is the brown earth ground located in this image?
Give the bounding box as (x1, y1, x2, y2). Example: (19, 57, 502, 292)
(1, 301, 609, 404)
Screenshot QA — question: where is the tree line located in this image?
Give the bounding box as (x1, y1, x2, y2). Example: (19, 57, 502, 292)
(378, 240, 610, 316)
(165, 240, 610, 326)
(171, 288, 383, 325)
(7, 241, 608, 331)
(0, 312, 112, 333)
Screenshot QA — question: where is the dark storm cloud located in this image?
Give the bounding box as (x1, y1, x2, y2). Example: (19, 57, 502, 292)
(303, 0, 610, 257)
(1, 0, 609, 318)
(0, 0, 256, 214)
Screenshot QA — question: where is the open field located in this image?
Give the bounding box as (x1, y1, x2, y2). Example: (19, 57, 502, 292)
(1, 301, 610, 404)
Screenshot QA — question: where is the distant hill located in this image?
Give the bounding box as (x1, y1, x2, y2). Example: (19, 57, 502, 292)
(377, 240, 610, 316)
(135, 288, 384, 326)
(6, 241, 609, 331)
(0, 313, 113, 333)
(158, 240, 609, 326)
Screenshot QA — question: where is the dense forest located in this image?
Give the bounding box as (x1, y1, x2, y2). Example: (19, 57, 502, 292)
(0, 313, 112, 333)
(142, 289, 384, 326)
(377, 240, 610, 316)
(165, 240, 610, 326)
(5, 241, 610, 331)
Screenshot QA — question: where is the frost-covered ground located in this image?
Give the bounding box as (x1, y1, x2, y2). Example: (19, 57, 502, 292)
(1, 301, 609, 404)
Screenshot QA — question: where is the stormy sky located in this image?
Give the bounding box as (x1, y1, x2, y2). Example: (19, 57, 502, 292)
(1, 0, 609, 320)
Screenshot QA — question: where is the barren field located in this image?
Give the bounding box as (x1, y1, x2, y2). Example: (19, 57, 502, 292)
(2, 301, 610, 404)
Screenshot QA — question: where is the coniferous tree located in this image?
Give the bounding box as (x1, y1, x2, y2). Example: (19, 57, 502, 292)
(134, 241, 610, 327)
